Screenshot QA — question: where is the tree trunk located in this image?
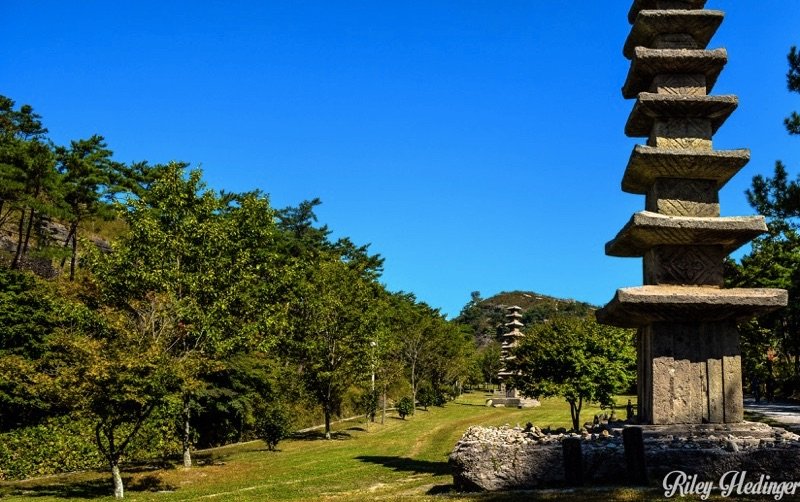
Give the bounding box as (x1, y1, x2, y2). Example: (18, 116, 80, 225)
(11, 209, 26, 268)
(59, 222, 77, 268)
(111, 462, 124, 499)
(411, 360, 417, 413)
(69, 229, 78, 281)
(381, 384, 387, 425)
(324, 406, 332, 440)
(22, 207, 35, 255)
(182, 398, 192, 468)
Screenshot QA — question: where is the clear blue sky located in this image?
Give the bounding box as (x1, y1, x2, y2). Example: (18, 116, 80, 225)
(4, 2, 799, 318)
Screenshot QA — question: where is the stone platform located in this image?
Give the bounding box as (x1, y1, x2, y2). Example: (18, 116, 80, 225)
(449, 423, 800, 491)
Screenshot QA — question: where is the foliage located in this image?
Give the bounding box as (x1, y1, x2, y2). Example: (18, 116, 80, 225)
(785, 46, 800, 135)
(416, 384, 435, 410)
(259, 404, 292, 451)
(396, 397, 414, 419)
(287, 258, 380, 439)
(732, 45, 800, 397)
(360, 388, 380, 422)
(509, 316, 635, 431)
(477, 341, 503, 387)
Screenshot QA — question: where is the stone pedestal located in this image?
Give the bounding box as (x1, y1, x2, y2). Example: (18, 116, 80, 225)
(597, 0, 786, 425)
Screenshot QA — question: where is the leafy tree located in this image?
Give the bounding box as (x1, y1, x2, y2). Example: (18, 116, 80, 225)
(509, 317, 635, 432)
(89, 164, 281, 466)
(477, 341, 503, 389)
(40, 296, 179, 499)
(287, 258, 379, 439)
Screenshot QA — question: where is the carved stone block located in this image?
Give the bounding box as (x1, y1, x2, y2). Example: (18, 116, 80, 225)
(644, 245, 725, 286)
(646, 178, 719, 216)
(648, 118, 712, 150)
(651, 74, 707, 96)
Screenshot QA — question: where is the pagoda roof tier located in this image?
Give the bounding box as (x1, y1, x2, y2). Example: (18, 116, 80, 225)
(622, 48, 727, 98)
(507, 305, 523, 311)
(596, 285, 787, 328)
(606, 211, 766, 257)
(502, 333, 524, 340)
(625, 9, 723, 59)
(505, 319, 524, 327)
(622, 145, 749, 194)
(628, 0, 707, 24)
(626, 93, 737, 137)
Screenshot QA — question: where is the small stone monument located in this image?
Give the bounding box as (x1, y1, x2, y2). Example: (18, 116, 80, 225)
(596, 0, 787, 425)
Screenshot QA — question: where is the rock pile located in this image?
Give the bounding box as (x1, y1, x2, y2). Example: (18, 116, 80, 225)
(449, 423, 800, 491)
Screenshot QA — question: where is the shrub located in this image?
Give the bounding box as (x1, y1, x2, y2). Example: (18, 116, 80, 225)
(360, 389, 379, 422)
(417, 385, 434, 410)
(259, 405, 292, 451)
(397, 397, 414, 420)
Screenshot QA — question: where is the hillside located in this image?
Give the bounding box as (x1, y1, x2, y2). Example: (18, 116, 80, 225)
(455, 290, 597, 347)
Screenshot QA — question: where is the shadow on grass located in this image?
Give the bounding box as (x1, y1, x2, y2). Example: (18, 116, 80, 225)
(1, 472, 177, 499)
(289, 430, 353, 441)
(354, 455, 450, 476)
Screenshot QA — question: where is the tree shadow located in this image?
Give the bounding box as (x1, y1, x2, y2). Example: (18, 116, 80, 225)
(1, 472, 176, 499)
(354, 455, 451, 476)
(288, 430, 353, 441)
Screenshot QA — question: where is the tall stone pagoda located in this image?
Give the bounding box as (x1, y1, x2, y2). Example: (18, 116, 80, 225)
(497, 305, 524, 388)
(597, 0, 788, 425)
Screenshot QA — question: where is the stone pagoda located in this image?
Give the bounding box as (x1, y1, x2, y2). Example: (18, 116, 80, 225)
(489, 305, 538, 408)
(497, 305, 524, 387)
(597, 0, 787, 425)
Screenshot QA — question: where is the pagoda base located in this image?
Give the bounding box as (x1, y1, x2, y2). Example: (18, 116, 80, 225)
(637, 320, 742, 424)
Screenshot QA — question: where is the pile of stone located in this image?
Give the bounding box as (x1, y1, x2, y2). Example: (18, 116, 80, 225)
(449, 423, 800, 491)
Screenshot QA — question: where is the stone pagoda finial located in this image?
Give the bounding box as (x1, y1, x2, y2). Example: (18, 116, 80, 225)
(597, 1, 787, 425)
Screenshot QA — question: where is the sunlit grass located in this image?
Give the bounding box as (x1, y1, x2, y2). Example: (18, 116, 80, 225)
(0, 391, 667, 501)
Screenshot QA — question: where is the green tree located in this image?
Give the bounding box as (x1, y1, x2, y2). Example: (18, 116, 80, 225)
(477, 340, 503, 389)
(288, 258, 380, 439)
(784, 46, 800, 135)
(732, 45, 800, 394)
(509, 317, 635, 432)
(55, 135, 123, 280)
(89, 164, 281, 466)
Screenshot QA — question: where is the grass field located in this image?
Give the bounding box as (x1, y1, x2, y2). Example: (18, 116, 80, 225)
(0, 392, 668, 501)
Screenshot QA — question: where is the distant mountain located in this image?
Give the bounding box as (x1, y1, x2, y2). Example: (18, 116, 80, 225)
(454, 290, 597, 347)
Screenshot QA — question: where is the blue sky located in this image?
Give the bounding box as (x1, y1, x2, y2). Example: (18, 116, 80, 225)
(4, 1, 800, 318)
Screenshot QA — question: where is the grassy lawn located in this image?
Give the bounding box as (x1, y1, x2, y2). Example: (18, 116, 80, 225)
(0, 391, 669, 501)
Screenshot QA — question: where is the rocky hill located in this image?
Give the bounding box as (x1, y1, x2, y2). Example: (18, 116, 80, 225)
(455, 290, 597, 347)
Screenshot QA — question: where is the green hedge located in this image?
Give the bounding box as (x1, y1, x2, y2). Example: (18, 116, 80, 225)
(0, 410, 181, 480)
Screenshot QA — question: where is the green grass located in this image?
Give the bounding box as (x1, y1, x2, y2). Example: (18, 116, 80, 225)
(0, 392, 666, 501)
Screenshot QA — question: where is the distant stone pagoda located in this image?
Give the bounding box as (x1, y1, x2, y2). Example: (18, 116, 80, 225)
(498, 305, 524, 384)
(597, 0, 787, 425)
(490, 306, 539, 408)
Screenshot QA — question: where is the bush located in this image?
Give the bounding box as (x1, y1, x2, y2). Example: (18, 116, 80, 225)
(259, 405, 292, 451)
(0, 408, 181, 480)
(360, 389, 379, 422)
(417, 385, 434, 410)
(397, 397, 414, 420)
(433, 387, 448, 406)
